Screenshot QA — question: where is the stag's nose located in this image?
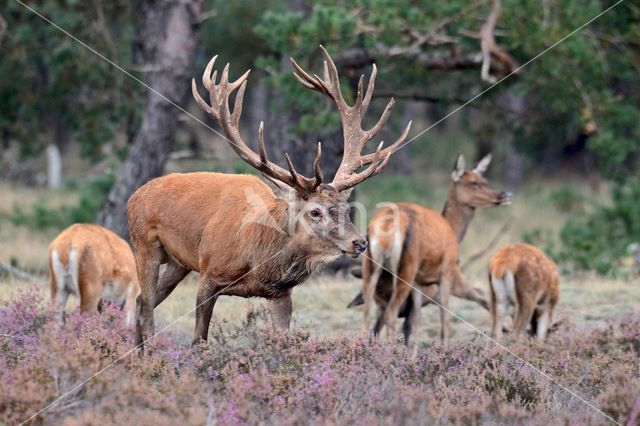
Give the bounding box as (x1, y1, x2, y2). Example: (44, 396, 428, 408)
(353, 239, 368, 254)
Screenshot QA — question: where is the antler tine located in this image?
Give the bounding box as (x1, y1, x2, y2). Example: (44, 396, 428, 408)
(312, 142, 323, 189)
(353, 74, 365, 110)
(202, 55, 217, 90)
(360, 120, 412, 165)
(361, 64, 377, 116)
(258, 121, 268, 165)
(288, 46, 411, 193)
(192, 79, 212, 116)
(194, 56, 321, 194)
(331, 142, 388, 192)
(230, 80, 247, 127)
(364, 97, 395, 141)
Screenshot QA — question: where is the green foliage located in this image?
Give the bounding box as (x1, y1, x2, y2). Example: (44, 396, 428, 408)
(558, 177, 640, 275)
(11, 174, 115, 231)
(548, 186, 585, 213)
(0, 1, 142, 161)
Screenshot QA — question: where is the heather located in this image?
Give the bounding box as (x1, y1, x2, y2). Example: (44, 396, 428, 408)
(0, 289, 638, 425)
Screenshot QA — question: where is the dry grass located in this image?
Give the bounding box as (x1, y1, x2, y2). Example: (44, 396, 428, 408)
(2, 271, 638, 349)
(0, 179, 636, 346)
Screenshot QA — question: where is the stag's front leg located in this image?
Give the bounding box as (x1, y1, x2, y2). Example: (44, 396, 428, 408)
(268, 289, 292, 330)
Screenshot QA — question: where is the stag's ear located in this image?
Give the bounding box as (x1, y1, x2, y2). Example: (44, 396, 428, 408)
(339, 188, 354, 202)
(451, 152, 466, 182)
(262, 175, 299, 204)
(473, 153, 492, 175)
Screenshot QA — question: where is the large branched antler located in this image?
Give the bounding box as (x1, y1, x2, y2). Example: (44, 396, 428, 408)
(290, 45, 412, 192)
(192, 56, 323, 194)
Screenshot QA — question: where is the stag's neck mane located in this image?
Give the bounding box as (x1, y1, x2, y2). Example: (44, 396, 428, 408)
(441, 181, 475, 243)
(245, 198, 330, 290)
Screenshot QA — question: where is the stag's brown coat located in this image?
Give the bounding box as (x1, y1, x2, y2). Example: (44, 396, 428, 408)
(49, 224, 140, 324)
(488, 243, 559, 342)
(130, 46, 411, 350)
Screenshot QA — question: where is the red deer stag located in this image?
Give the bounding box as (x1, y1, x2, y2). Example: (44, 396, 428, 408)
(360, 153, 511, 345)
(49, 224, 140, 325)
(488, 243, 559, 343)
(128, 45, 411, 349)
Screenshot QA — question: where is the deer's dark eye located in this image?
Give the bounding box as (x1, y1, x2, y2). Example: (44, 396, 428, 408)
(310, 208, 322, 218)
(470, 181, 479, 187)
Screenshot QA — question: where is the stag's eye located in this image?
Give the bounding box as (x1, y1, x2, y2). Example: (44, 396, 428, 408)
(470, 181, 479, 187)
(309, 208, 322, 218)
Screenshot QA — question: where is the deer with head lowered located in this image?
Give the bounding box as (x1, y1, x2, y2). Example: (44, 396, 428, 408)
(49, 224, 140, 325)
(489, 243, 559, 343)
(355, 153, 511, 346)
(128, 45, 411, 350)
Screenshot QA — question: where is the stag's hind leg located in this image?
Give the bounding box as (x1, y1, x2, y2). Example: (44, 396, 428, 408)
(191, 275, 219, 346)
(154, 258, 190, 308)
(132, 241, 163, 349)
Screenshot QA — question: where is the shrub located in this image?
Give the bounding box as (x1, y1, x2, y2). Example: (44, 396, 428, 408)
(11, 173, 114, 231)
(1, 288, 639, 424)
(558, 176, 640, 275)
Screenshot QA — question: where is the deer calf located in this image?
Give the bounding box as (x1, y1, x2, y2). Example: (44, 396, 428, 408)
(488, 243, 559, 342)
(49, 224, 140, 325)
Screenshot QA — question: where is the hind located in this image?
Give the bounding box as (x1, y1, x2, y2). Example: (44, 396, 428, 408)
(50, 247, 79, 323)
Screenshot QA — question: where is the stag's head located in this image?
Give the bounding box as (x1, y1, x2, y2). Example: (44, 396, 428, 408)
(450, 153, 512, 208)
(192, 46, 411, 258)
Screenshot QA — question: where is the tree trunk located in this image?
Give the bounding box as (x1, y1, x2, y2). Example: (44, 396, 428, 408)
(46, 143, 61, 189)
(498, 92, 525, 189)
(96, 0, 202, 238)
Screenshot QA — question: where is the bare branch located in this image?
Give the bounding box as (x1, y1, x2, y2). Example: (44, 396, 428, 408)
(0, 262, 46, 286)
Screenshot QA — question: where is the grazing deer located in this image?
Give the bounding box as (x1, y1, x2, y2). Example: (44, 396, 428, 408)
(360, 153, 511, 345)
(49, 224, 140, 325)
(488, 243, 559, 342)
(128, 46, 411, 349)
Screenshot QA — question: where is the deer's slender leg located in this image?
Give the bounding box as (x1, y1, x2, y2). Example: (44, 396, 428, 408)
(79, 277, 103, 316)
(269, 289, 293, 330)
(153, 259, 190, 308)
(403, 287, 422, 351)
(191, 276, 219, 346)
(535, 303, 553, 343)
(362, 254, 383, 334)
(452, 271, 489, 311)
(439, 269, 453, 345)
(133, 243, 162, 349)
(372, 305, 386, 338)
(382, 259, 419, 343)
(513, 297, 537, 339)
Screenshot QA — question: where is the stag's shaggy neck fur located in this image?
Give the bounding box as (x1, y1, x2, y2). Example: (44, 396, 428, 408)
(244, 198, 338, 297)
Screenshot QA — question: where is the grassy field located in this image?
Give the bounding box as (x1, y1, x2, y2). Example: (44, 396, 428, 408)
(0, 178, 636, 346)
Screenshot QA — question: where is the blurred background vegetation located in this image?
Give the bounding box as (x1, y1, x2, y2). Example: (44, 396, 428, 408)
(0, 0, 639, 276)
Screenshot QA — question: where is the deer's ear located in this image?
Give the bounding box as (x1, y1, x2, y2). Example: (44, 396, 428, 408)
(451, 152, 465, 182)
(262, 175, 299, 204)
(473, 153, 492, 175)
